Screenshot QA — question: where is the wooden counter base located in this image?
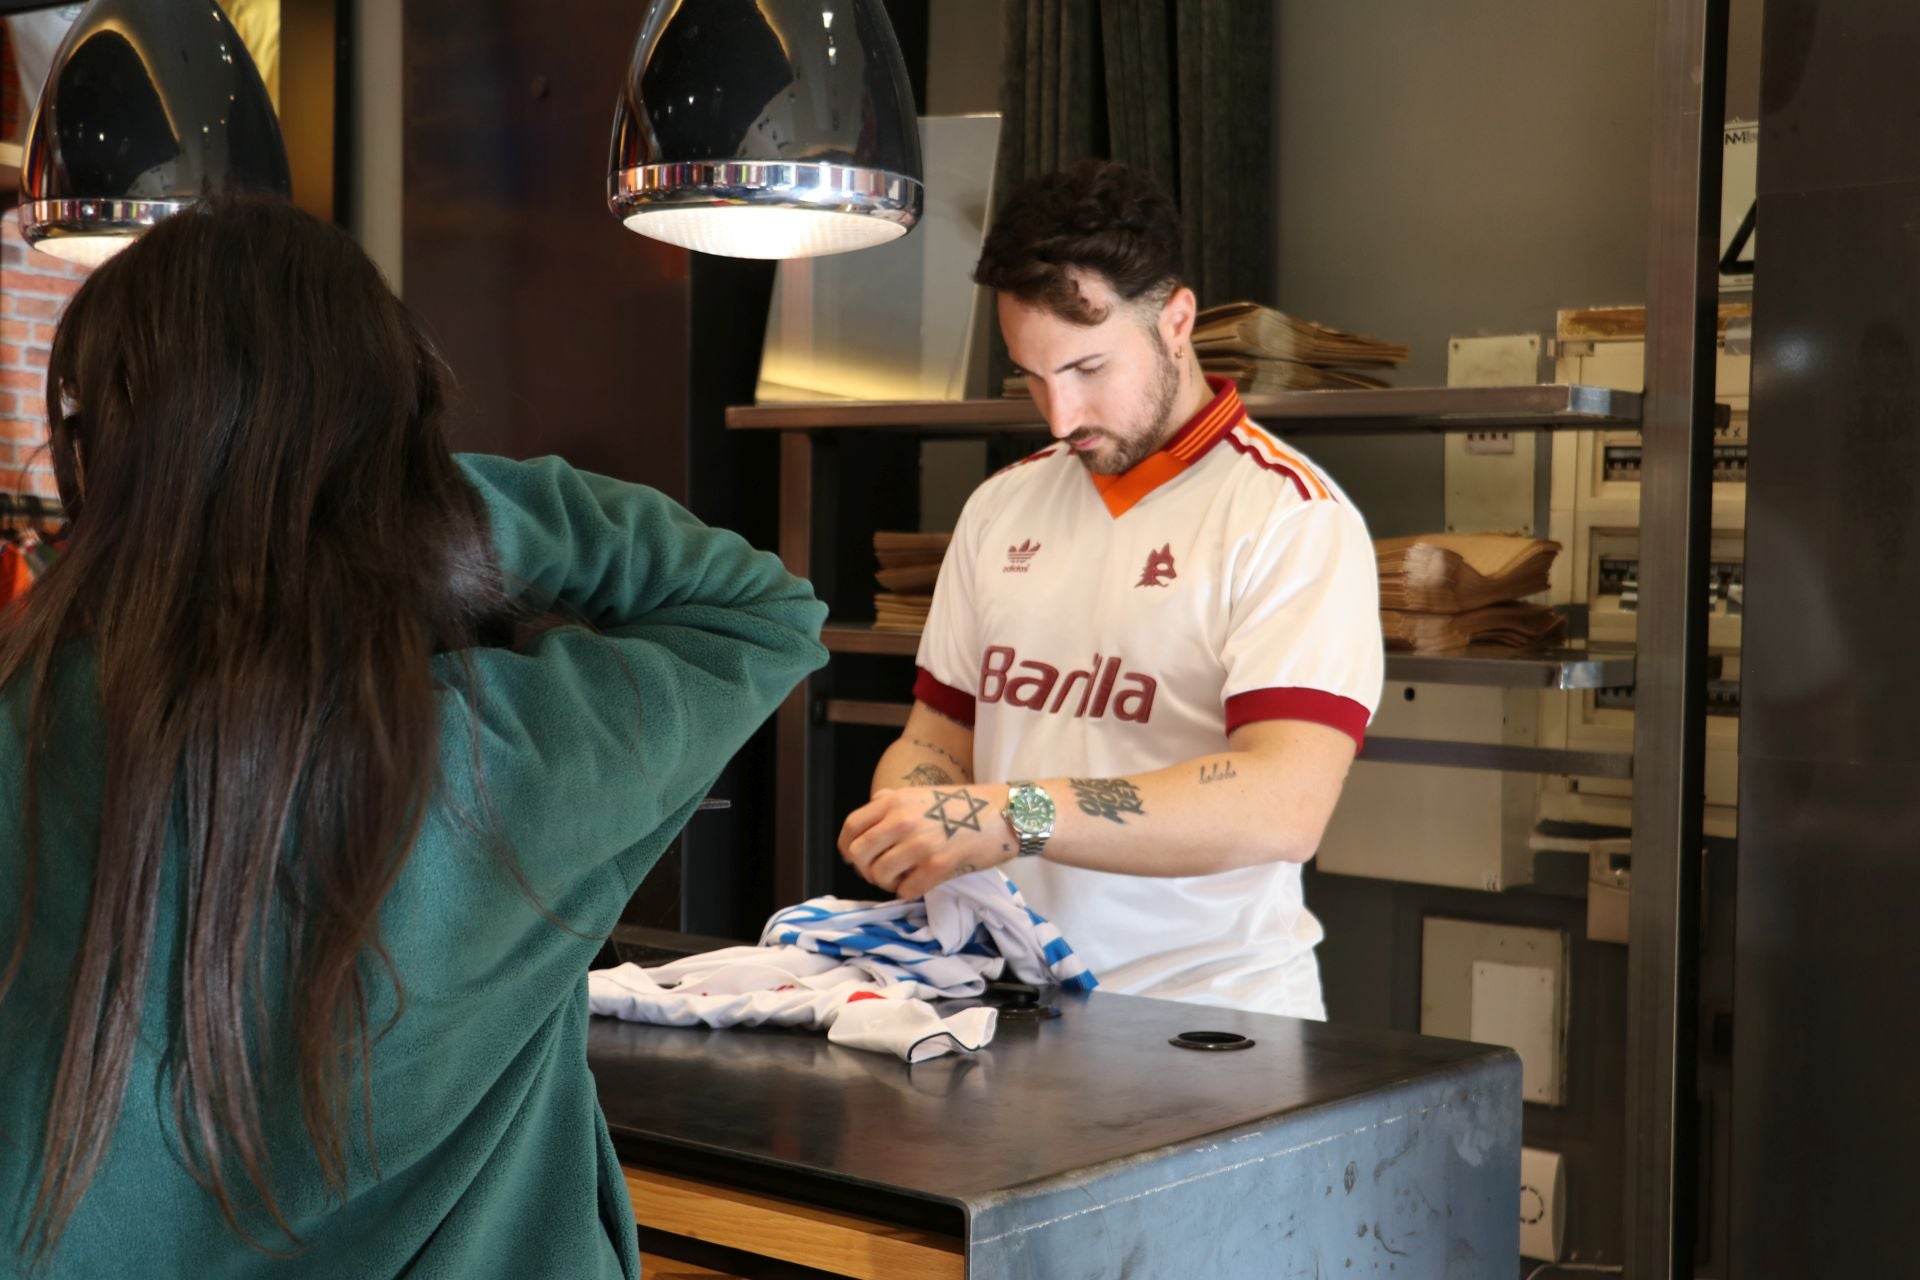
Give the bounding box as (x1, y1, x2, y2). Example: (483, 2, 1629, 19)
(625, 1166, 964, 1280)
(638, 1252, 743, 1279)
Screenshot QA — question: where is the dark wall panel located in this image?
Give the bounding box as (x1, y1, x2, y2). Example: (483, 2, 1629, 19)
(1736, 1, 1920, 1271)
(403, 0, 691, 498)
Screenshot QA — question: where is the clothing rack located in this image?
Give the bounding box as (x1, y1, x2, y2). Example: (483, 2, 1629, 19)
(0, 490, 60, 607)
(0, 490, 64, 534)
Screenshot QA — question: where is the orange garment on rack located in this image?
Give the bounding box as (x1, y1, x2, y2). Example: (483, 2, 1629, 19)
(0, 543, 33, 610)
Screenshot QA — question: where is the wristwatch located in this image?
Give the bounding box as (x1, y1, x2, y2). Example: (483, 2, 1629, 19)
(1002, 782, 1056, 859)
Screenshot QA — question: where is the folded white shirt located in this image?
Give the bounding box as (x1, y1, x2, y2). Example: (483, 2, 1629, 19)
(586, 955, 996, 1063)
(830, 993, 997, 1062)
(587, 870, 1096, 1062)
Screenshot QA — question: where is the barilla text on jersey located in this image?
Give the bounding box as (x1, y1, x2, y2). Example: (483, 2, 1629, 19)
(978, 645, 1158, 723)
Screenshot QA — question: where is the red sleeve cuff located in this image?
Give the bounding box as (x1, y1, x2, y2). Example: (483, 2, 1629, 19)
(1225, 687, 1370, 748)
(913, 667, 977, 727)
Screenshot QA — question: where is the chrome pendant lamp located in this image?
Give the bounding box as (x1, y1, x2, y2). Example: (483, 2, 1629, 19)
(608, 0, 924, 259)
(17, 0, 292, 266)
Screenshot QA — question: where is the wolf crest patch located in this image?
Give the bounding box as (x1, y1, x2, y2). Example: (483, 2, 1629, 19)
(1136, 544, 1178, 588)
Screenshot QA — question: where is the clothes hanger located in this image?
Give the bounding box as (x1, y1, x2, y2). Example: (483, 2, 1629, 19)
(19, 495, 52, 539)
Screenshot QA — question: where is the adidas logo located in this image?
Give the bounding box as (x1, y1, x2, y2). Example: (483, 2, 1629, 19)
(1004, 538, 1042, 573)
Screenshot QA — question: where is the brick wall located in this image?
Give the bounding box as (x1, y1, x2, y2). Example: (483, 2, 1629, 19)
(0, 212, 89, 499)
(2, 26, 88, 501)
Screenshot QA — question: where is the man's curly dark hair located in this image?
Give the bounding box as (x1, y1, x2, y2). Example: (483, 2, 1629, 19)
(973, 159, 1186, 326)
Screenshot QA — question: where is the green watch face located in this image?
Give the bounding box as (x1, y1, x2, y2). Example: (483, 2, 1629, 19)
(1006, 784, 1055, 834)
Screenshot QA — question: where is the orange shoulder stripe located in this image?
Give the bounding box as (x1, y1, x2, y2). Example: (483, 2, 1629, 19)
(1234, 422, 1333, 500)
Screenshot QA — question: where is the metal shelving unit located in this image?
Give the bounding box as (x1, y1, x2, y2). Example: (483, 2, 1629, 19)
(730, 0, 1723, 1254)
(817, 690, 1635, 779)
(1625, 2, 1723, 1273)
(731, 380, 1678, 908)
(821, 621, 1636, 690)
(726, 382, 1644, 434)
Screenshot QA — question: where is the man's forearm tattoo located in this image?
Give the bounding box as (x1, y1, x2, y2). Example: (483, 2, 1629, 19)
(905, 763, 956, 787)
(1199, 760, 1238, 784)
(925, 788, 989, 839)
(911, 738, 972, 780)
(1069, 777, 1146, 825)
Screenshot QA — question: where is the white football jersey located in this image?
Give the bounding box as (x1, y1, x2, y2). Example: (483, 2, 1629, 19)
(912, 379, 1384, 1017)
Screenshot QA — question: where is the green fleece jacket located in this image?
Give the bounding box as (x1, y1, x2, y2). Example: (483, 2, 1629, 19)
(0, 456, 828, 1278)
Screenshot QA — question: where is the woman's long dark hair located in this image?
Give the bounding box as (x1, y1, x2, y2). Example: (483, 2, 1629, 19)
(1, 198, 541, 1259)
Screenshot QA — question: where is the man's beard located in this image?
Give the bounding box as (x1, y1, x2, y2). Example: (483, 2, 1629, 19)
(1067, 343, 1183, 476)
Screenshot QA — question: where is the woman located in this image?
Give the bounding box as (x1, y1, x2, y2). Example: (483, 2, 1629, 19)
(0, 198, 827, 1277)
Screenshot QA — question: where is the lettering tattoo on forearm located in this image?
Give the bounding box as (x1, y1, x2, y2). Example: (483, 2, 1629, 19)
(905, 763, 956, 786)
(1069, 777, 1146, 825)
(925, 788, 990, 839)
(911, 738, 973, 780)
(1199, 760, 1238, 784)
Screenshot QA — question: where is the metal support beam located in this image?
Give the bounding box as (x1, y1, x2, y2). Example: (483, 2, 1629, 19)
(774, 432, 815, 907)
(1360, 738, 1633, 780)
(1628, 0, 1726, 1273)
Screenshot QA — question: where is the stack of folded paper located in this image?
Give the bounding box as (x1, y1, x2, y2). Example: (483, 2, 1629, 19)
(873, 531, 950, 632)
(1191, 301, 1409, 392)
(1375, 534, 1564, 652)
(1379, 603, 1567, 652)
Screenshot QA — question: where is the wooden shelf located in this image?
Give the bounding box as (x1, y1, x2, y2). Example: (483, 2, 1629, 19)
(727, 384, 1642, 434)
(822, 622, 923, 656)
(822, 623, 1635, 691)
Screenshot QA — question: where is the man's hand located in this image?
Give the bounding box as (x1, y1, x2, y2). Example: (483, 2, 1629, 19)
(838, 783, 1015, 901)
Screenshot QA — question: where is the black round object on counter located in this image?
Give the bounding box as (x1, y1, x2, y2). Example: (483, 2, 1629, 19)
(1170, 1030, 1256, 1052)
(984, 982, 1061, 1021)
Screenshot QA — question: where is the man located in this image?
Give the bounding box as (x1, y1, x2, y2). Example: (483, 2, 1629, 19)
(837, 161, 1383, 1019)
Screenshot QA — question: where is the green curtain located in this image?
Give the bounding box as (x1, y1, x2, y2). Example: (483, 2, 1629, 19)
(992, 0, 1275, 309)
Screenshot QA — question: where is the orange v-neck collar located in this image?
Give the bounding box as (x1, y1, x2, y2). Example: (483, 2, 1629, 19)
(1089, 376, 1247, 518)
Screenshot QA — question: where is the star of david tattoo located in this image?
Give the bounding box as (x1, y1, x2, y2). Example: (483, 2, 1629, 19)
(925, 788, 989, 839)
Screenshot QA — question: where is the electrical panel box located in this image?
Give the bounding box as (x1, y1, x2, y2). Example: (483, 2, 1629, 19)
(1316, 682, 1539, 891)
(1443, 335, 1543, 534)
(1471, 960, 1560, 1104)
(1541, 305, 1748, 840)
(1421, 917, 1569, 1107)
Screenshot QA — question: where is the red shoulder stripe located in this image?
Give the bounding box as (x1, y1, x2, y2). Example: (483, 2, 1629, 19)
(1221, 432, 1311, 501)
(991, 444, 1065, 479)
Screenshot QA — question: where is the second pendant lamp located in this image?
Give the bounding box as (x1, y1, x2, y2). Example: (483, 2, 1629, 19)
(608, 0, 925, 260)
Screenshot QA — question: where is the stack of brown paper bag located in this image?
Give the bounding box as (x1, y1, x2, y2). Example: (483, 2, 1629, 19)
(1002, 301, 1408, 398)
(1375, 534, 1564, 652)
(873, 532, 950, 632)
